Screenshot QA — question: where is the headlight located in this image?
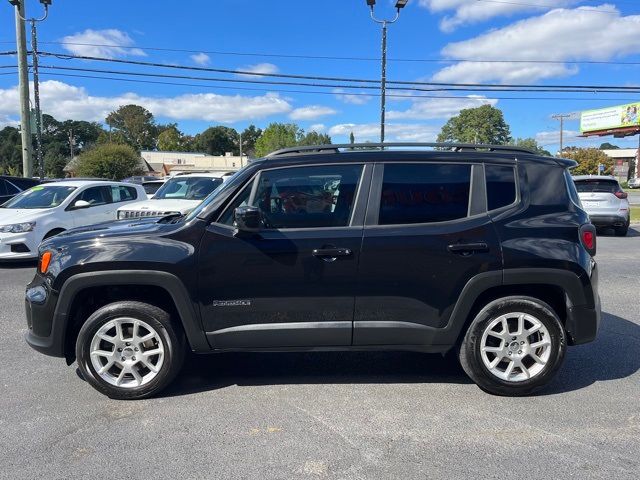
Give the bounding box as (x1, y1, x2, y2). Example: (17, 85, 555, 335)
(0, 222, 36, 233)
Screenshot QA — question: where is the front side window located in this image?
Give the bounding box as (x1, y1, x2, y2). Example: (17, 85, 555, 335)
(111, 185, 138, 203)
(249, 164, 363, 229)
(379, 163, 471, 225)
(486, 165, 517, 211)
(154, 176, 223, 201)
(2, 185, 76, 209)
(75, 186, 110, 206)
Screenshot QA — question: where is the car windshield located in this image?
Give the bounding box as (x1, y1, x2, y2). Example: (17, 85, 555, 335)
(2, 185, 76, 209)
(574, 180, 619, 194)
(185, 170, 244, 221)
(153, 177, 223, 201)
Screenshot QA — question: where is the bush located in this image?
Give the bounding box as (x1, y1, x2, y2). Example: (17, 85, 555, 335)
(76, 144, 143, 180)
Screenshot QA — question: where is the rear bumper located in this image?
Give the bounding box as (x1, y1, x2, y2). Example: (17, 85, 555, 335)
(588, 214, 629, 228)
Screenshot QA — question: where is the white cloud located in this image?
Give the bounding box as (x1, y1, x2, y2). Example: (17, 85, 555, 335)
(419, 0, 578, 32)
(328, 123, 440, 143)
(309, 124, 326, 133)
(0, 114, 19, 129)
(333, 88, 372, 105)
(434, 5, 638, 83)
(236, 63, 279, 78)
(388, 95, 497, 120)
(61, 29, 146, 58)
(190, 53, 210, 66)
(289, 106, 337, 121)
(0, 80, 292, 123)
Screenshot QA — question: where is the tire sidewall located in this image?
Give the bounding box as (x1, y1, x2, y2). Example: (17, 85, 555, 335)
(76, 302, 184, 400)
(461, 296, 567, 396)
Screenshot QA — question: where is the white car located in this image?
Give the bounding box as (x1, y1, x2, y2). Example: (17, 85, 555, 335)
(0, 180, 145, 260)
(117, 173, 227, 219)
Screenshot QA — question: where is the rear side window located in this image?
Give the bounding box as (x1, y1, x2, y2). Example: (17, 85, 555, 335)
(486, 165, 516, 211)
(0, 179, 7, 196)
(379, 163, 471, 225)
(111, 185, 138, 203)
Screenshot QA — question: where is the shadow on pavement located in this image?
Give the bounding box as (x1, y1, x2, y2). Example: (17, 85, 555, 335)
(0, 260, 37, 270)
(162, 310, 639, 398)
(598, 226, 639, 237)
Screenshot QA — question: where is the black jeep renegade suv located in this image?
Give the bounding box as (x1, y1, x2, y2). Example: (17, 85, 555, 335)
(25, 143, 600, 399)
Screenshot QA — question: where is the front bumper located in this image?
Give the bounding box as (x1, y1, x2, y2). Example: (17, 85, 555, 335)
(588, 214, 629, 228)
(565, 261, 601, 345)
(24, 275, 65, 357)
(0, 231, 38, 260)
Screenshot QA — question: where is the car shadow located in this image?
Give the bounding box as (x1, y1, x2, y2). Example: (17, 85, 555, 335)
(0, 260, 37, 269)
(598, 226, 640, 237)
(160, 310, 639, 398)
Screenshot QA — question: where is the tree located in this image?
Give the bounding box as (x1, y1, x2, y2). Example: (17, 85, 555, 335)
(511, 137, 551, 156)
(0, 126, 22, 175)
(561, 148, 613, 175)
(44, 151, 67, 178)
(105, 105, 157, 151)
(157, 125, 193, 151)
(437, 105, 511, 145)
(599, 142, 619, 150)
(349, 132, 355, 145)
(239, 125, 262, 158)
(254, 123, 302, 157)
(195, 126, 238, 155)
(298, 130, 332, 146)
(76, 144, 143, 180)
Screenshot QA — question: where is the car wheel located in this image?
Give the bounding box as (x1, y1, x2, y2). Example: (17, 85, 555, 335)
(615, 220, 629, 237)
(459, 296, 566, 396)
(76, 301, 186, 400)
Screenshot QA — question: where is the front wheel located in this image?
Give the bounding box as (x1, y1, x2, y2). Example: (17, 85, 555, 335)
(76, 301, 185, 400)
(459, 296, 566, 396)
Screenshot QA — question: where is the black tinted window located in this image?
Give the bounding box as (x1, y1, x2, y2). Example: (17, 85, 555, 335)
(0, 180, 7, 196)
(574, 179, 620, 194)
(76, 186, 110, 206)
(253, 165, 363, 229)
(379, 164, 471, 225)
(4, 180, 20, 195)
(486, 165, 516, 211)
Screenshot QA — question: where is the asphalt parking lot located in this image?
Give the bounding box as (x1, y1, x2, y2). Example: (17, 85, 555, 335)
(1, 230, 639, 479)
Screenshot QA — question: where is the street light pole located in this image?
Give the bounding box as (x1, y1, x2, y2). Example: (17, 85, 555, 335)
(9, 0, 33, 178)
(367, 0, 407, 146)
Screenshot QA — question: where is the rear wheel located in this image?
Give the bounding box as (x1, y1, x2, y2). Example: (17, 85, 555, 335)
(615, 219, 629, 237)
(459, 296, 566, 396)
(76, 301, 185, 400)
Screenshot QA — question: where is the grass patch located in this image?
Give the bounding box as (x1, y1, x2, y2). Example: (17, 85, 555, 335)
(631, 206, 640, 223)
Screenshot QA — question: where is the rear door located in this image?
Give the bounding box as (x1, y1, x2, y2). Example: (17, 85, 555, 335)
(353, 161, 502, 347)
(198, 163, 371, 349)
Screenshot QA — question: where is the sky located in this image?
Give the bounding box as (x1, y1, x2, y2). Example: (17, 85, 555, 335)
(1, 0, 640, 152)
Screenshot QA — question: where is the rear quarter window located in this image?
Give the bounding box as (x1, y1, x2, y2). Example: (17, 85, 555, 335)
(486, 165, 516, 211)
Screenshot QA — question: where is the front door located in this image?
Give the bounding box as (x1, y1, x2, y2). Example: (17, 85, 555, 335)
(69, 185, 116, 227)
(353, 162, 502, 346)
(198, 163, 370, 349)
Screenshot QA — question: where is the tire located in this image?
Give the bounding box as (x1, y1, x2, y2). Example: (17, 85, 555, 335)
(459, 296, 566, 396)
(615, 220, 629, 237)
(76, 301, 186, 400)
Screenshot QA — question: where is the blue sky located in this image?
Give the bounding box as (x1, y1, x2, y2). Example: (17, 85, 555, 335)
(1, 0, 640, 152)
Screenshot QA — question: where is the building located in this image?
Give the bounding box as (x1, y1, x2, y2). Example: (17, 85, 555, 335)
(140, 151, 249, 176)
(601, 148, 638, 182)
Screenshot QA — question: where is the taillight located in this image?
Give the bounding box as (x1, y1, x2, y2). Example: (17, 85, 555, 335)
(579, 224, 597, 257)
(615, 191, 628, 199)
(39, 251, 52, 274)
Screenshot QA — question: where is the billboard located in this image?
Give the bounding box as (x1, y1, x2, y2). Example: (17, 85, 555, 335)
(580, 102, 640, 133)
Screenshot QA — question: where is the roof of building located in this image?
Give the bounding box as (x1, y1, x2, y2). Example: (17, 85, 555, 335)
(601, 149, 638, 158)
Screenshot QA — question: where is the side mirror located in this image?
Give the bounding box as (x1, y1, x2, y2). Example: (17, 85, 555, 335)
(71, 200, 91, 210)
(234, 206, 262, 234)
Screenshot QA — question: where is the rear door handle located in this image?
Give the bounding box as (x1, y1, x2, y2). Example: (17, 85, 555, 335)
(447, 242, 489, 255)
(312, 248, 352, 261)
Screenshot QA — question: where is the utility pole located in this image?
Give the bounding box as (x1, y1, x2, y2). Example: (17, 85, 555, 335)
(238, 132, 243, 165)
(11, 0, 33, 178)
(552, 114, 571, 156)
(68, 128, 74, 159)
(31, 17, 45, 180)
(367, 1, 408, 146)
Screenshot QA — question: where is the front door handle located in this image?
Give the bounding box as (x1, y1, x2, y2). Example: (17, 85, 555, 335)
(447, 242, 489, 255)
(312, 247, 352, 262)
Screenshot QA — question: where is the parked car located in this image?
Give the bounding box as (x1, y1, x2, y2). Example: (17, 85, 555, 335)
(122, 176, 158, 185)
(0, 175, 40, 205)
(628, 177, 640, 189)
(117, 173, 227, 219)
(25, 143, 600, 399)
(0, 180, 145, 260)
(141, 179, 166, 198)
(573, 175, 630, 236)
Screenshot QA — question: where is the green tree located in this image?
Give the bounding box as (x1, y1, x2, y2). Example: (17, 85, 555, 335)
(561, 148, 613, 175)
(437, 105, 511, 145)
(349, 131, 355, 145)
(511, 137, 551, 156)
(0, 126, 22, 175)
(254, 123, 302, 157)
(44, 151, 68, 178)
(105, 105, 157, 151)
(240, 125, 262, 158)
(298, 130, 332, 146)
(76, 144, 143, 180)
(599, 142, 619, 150)
(195, 126, 238, 155)
(157, 125, 193, 151)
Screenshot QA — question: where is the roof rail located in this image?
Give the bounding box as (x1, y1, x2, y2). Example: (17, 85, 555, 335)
(265, 142, 537, 158)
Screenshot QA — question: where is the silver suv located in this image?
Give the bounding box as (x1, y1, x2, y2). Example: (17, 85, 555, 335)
(573, 175, 630, 236)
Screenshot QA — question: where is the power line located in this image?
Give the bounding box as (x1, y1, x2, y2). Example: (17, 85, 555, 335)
(37, 71, 640, 103)
(36, 51, 640, 91)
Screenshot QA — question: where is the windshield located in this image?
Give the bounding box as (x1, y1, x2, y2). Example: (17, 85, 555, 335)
(2, 185, 76, 209)
(574, 180, 620, 194)
(153, 176, 223, 201)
